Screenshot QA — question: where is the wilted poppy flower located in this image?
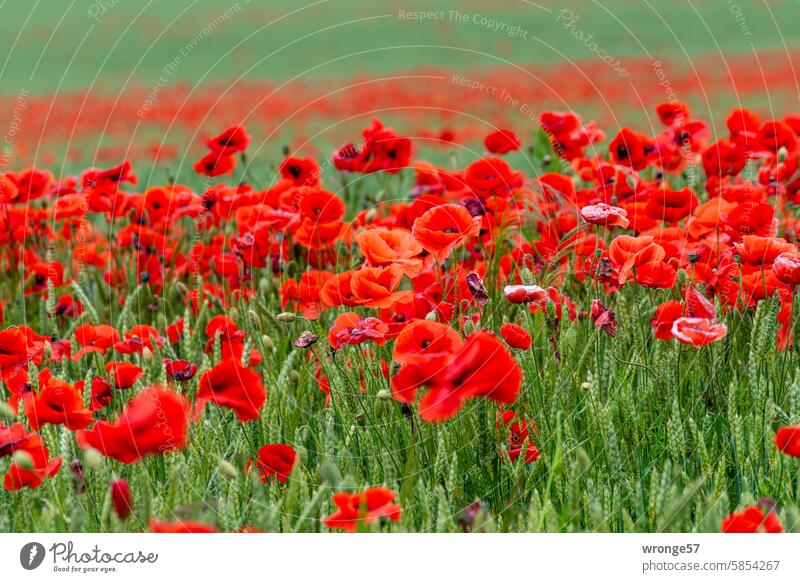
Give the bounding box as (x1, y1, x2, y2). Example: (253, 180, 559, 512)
(589, 299, 618, 337)
(775, 426, 800, 457)
(323, 487, 402, 532)
(503, 284, 548, 304)
(722, 504, 782, 533)
(671, 317, 727, 347)
(196, 359, 266, 422)
(105, 362, 143, 389)
(411, 204, 480, 260)
(164, 359, 198, 381)
(484, 130, 520, 154)
(500, 323, 532, 350)
(150, 518, 218, 533)
(110, 479, 133, 519)
(251, 444, 297, 483)
(76, 387, 190, 464)
(581, 203, 630, 229)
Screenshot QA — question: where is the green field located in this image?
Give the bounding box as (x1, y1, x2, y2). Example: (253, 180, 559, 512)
(1, 0, 799, 94)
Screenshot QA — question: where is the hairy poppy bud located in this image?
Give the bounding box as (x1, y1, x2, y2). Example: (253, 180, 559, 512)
(289, 370, 300, 383)
(676, 268, 688, 285)
(261, 334, 274, 351)
(110, 479, 133, 519)
(83, 447, 104, 469)
(463, 319, 477, 336)
(377, 389, 392, 401)
(277, 312, 297, 322)
(258, 278, 270, 294)
(519, 267, 534, 285)
(778, 146, 789, 164)
(247, 310, 261, 332)
(12, 450, 35, 471)
(0, 400, 16, 423)
(218, 459, 239, 480)
(425, 310, 438, 321)
(228, 307, 239, 324)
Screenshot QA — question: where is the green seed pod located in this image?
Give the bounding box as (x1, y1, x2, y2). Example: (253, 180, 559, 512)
(12, 450, 36, 471)
(219, 459, 239, 480)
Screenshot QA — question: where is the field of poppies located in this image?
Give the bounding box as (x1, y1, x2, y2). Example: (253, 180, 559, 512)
(3, 1, 800, 535)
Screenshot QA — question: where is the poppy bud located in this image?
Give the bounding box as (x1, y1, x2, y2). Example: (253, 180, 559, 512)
(778, 146, 789, 164)
(365, 208, 377, 223)
(377, 389, 392, 401)
(262, 334, 274, 351)
(520, 267, 534, 285)
(580, 381, 592, 391)
(320, 460, 342, 486)
(463, 319, 477, 336)
(12, 450, 35, 471)
(218, 459, 239, 480)
(110, 479, 133, 519)
(277, 312, 297, 322)
(258, 278, 270, 294)
(228, 307, 240, 324)
(0, 400, 16, 423)
(289, 370, 300, 383)
(676, 268, 688, 285)
(247, 310, 261, 332)
(425, 310, 439, 321)
(83, 447, 104, 469)
(545, 299, 557, 320)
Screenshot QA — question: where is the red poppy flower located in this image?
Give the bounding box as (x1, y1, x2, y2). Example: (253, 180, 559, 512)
(205, 125, 251, 155)
(105, 362, 143, 389)
(196, 359, 266, 422)
(393, 331, 522, 422)
(702, 140, 746, 177)
(500, 323, 532, 350)
(671, 317, 727, 347)
(651, 300, 685, 340)
(609, 128, 650, 170)
(150, 518, 218, 533)
(484, 130, 521, 154)
(193, 151, 236, 177)
(0, 327, 35, 378)
(581, 203, 630, 229)
(773, 252, 800, 286)
(350, 265, 412, 309)
(734, 236, 796, 266)
(110, 479, 133, 519)
(328, 312, 389, 350)
(164, 359, 198, 381)
(251, 444, 297, 483)
(279, 156, 320, 187)
(356, 228, 423, 278)
(2, 427, 62, 491)
(498, 410, 540, 464)
(76, 387, 190, 464)
(392, 320, 464, 366)
(722, 505, 782, 533)
(775, 426, 800, 457)
(412, 204, 480, 260)
(24, 369, 93, 431)
(464, 156, 521, 198)
(503, 284, 548, 304)
(645, 186, 698, 223)
(608, 235, 666, 284)
(322, 487, 401, 532)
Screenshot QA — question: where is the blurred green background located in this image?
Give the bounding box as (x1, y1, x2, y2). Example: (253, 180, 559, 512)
(1, 0, 798, 94)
